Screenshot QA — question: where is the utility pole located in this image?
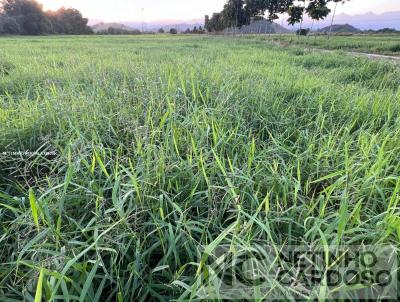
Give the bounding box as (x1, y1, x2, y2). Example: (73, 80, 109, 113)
(235, 7, 238, 36)
(141, 8, 144, 33)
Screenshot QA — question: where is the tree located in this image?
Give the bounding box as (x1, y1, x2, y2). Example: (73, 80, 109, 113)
(244, 0, 268, 18)
(169, 28, 177, 34)
(306, 0, 330, 33)
(0, 0, 91, 35)
(306, 0, 330, 21)
(158, 28, 164, 33)
(204, 0, 351, 33)
(0, 14, 20, 33)
(245, 0, 293, 21)
(207, 13, 225, 32)
(1, 0, 49, 34)
(221, 0, 248, 29)
(287, 5, 304, 26)
(204, 15, 210, 32)
(47, 7, 91, 34)
(296, 28, 310, 35)
(328, 0, 348, 39)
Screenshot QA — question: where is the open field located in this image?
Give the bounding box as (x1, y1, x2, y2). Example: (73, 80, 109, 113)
(261, 34, 400, 56)
(1, 35, 400, 300)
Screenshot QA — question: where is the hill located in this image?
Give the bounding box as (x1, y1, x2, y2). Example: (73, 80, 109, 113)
(120, 19, 204, 33)
(318, 24, 361, 33)
(225, 18, 290, 34)
(91, 22, 137, 33)
(297, 11, 400, 31)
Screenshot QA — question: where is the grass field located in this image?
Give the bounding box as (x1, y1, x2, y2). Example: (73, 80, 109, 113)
(263, 34, 400, 56)
(1, 35, 400, 301)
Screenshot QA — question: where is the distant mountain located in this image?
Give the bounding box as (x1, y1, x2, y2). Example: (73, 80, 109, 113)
(225, 19, 290, 34)
(89, 11, 400, 34)
(296, 11, 400, 31)
(89, 20, 203, 33)
(121, 19, 203, 32)
(318, 24, 361, 33)
(91, 22, 137, 33)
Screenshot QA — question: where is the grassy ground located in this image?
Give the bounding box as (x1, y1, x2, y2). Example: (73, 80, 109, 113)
(261, 34, 400, 56)
(1, 35, 400, 301)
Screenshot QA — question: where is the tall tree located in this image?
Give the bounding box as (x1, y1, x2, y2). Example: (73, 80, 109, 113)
(204, 15, 210, 32)
(0, 0, 91, 35)
(207, 13, 225, 32)
(328, 0, 347, 38)
(306, 0, 330, 21)
(287, 5, 304, 25)
(47, 7, 91, 34)
(205, 0, 350, 33)
(221, 0, 248, 29)
(1, 0, 49, 34)
(245, 0, 294, 21)
(0, 14, 20, 33)
(306, 0, 330, 33)
(244, 0, 267, 18)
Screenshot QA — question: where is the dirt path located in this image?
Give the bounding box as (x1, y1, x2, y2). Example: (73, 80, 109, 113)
(269, 40, 400, 63)
(318, 48, 400, 62)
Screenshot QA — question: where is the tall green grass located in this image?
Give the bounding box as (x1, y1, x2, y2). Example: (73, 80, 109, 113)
(0, 35, 399, 301)
(262, 34, 400, 56)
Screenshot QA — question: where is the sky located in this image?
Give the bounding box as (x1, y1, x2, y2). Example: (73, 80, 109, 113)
(38, 0, 400, 22)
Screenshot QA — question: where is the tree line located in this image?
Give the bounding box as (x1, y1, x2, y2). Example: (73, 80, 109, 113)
(205, 0, 349, 33)
(0, 0, 92, 35)
(184, 26, 206, 34)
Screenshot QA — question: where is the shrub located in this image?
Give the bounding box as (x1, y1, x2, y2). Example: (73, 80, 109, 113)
(0, 60, 15, 76)
(296, 28, 310, 36)
(169, 28, 178, 34)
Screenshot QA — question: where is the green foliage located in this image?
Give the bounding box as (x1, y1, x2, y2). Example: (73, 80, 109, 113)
(0, 13, 20, 34)
(1, 0, 49, 34)
(184, 26, 206, 34)
(287, 4, 304, 25)
(0, 59, 15, 75)
(46, 7, 92, 34)
(268, 34, 400, 56)
(206, 12, 225, 32)
(221, 0, 249, 28)
(306, 0, 331, 21)
(0, 35, 399, 300)
(0, 0, 91, 35)
(207, 0, 352, 31)
(296, 28, 310, 36)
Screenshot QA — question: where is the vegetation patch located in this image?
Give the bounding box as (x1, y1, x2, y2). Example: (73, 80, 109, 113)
(297, 53, 357, 69)
(0, 60, 15, 76)
(337, 61, 400, 89)
(0, 35, 399, 301)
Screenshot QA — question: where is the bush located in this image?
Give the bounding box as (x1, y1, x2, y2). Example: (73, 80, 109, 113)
(296, 28, 310, 36)
(169, 28, 178, 34)
(101, 27, 141, 35)
(158, 28, 165, 33)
